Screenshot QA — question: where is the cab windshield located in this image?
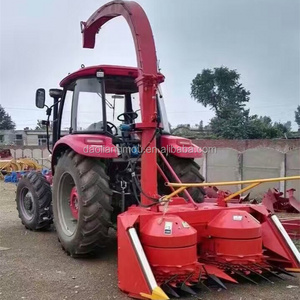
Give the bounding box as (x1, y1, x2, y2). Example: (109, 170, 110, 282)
(71, 77, 170, 134)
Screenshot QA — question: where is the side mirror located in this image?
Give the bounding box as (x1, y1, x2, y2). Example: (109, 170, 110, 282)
(35, 88, 46, 108)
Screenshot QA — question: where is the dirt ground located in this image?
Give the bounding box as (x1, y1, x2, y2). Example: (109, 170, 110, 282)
(0, 181, 299, 300)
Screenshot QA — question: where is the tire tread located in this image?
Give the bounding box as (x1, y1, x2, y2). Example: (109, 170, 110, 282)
(16, 172, 52, 230)
(53, 151, 112, 256)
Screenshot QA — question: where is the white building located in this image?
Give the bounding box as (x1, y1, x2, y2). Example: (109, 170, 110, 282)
(0, 129, 68, 147)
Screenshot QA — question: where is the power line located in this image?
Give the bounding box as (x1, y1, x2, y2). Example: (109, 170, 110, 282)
(2, 103, 297, 112)
(2, 107, 39, 111)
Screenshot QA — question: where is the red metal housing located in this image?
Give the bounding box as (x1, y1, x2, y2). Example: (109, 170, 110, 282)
(75, 1, 300, 299)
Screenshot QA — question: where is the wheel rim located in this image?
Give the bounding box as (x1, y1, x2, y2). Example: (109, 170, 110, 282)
(57, 172, 78, 236)
(70, 187, 79, 220)
(20, 188, 35, 221)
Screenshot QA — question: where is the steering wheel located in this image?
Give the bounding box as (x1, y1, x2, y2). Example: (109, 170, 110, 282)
(117, 112, 138, 122)
(106, 121, 118, 136)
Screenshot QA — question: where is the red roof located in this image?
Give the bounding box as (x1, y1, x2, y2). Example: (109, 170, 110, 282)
(60, 65, 140, 87)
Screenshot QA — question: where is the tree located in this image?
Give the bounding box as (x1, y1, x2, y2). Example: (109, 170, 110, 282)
(0, 105, 16, 130)
(295, 105, 300, 130)
(191, 67, 293, 139)
(209, 109, 250, 139)
(247, 116, 290, 139)
(283, 121, 292, 132)
(35, 119, 53, 131)
(199, 120, 204, 131)
(191, 67, 250, 139)
(35, 120, 47, 131)
(191, 67, 250, 117)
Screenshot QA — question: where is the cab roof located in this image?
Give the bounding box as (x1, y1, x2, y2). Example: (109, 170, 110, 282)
(60, 65, 140, 88)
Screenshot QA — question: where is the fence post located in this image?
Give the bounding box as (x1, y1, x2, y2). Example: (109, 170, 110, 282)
(203, 151, 208, 180)
(280, 152, 286, 197)
(238, 152, 243, 191)
(41, 149, 43, 168)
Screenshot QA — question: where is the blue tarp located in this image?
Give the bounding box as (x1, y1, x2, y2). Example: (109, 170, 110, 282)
(4, 169, 50, 183)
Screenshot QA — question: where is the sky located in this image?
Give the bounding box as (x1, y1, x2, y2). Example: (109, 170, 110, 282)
(0, 0, 299, 130)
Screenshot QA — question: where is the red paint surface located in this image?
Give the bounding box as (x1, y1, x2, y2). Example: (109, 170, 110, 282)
(118, 202, 299, 295)
(52, 134, 118, 159)
(60, 65, 139, 87)
(81, 0, 163, 206)
(69, 187, 79, 220)
(160, 135, 203, 158)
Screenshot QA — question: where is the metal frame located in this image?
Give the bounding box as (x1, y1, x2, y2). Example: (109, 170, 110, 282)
(157, 149, 197, 206)
(166, 176, 300, 203)
(81, 0, 162, 206)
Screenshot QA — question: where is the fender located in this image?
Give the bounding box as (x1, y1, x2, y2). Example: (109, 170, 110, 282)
(160, 135, 203, 158)
(51, 134, 118, 173)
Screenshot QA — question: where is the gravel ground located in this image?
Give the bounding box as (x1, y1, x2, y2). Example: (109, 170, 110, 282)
(0, 181, 299, 300)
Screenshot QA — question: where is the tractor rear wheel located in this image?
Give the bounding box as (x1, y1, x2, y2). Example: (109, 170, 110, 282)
(159, 155, 206, 203)
(52, 150, 112, 257)
(16, 172, 52, 230)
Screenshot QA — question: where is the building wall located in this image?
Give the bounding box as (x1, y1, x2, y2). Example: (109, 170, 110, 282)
(0, 129, 66, 146)
(0, 130, 14, 145)
(25, 134, 39, 146)
(0, 130, 25, 145)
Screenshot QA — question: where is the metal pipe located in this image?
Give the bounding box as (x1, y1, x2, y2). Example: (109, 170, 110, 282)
(167, 175, 300, 188)
(163, 186, 186, 200)
(128, 228, 157, 290)
(157, 149, 197, 205)
(224, 182, 260, 202)
(271, 215, 300, 264)
(52, 97, 59, 145)
(156, 163, 175, 192)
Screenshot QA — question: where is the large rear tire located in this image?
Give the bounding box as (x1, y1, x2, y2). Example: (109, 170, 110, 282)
(158, 155, 206, 203)
(52, 150, 112, 256)
(16, 172, 52, 230)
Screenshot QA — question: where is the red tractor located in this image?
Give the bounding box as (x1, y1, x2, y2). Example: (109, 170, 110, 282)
(16, 1, 299, 299)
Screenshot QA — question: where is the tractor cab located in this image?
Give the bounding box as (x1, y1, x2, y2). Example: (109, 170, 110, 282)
(36, 65, 169, 156)
(34, 64, 205, 217)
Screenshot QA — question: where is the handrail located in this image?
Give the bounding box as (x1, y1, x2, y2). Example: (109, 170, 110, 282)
(166, 176, 300, 188)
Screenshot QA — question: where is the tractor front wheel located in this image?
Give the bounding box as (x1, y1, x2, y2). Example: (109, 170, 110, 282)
(52, 150, 112, 256)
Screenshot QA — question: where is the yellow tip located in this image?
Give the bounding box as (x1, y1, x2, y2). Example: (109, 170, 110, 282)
(285, 268, 300, 273)
(140, 286, 169, 300)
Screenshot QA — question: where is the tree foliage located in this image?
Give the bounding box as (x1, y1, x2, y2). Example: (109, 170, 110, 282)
(191, 67, 291, 139)
(0, 105, 16, 130)
(35, 120, 47, 131)
(191, 67, 250, 117)
(247, 116, 290, 139)
(295, 105, 300, 128)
